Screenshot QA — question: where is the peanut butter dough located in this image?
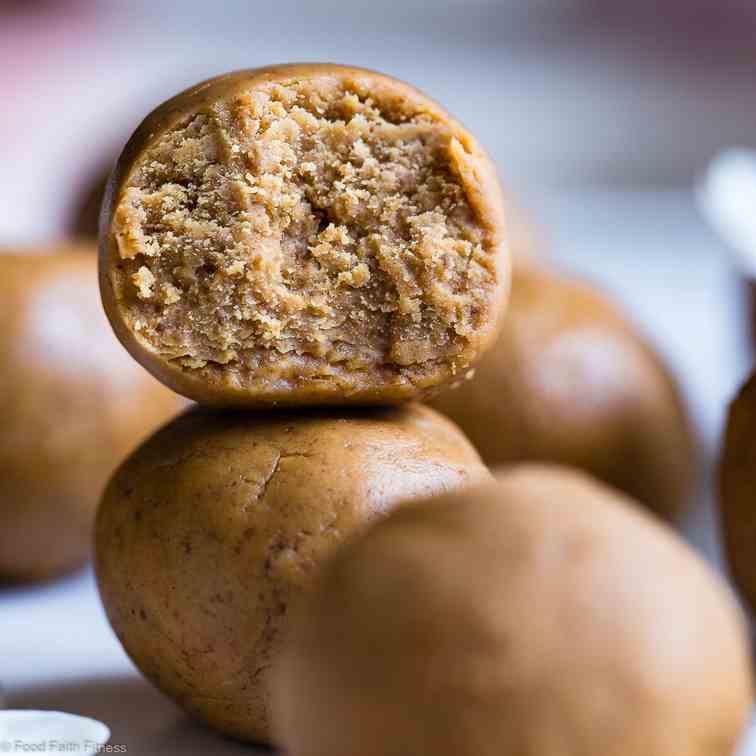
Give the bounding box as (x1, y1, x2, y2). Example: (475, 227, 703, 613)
(273, 466, 753, 756)
(430, 264, 698, 520)
(0, 245, 182, 581)
(100, 64, 509, 406)
(95, 403, 490, 743)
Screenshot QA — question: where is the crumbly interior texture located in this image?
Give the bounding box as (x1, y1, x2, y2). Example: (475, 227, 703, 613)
(112, 76, 497, 393)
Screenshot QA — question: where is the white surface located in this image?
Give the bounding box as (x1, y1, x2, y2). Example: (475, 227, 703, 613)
(0, 711, 110, 754)
(1, 189, 755, 753)
(1, 571, 258, 755)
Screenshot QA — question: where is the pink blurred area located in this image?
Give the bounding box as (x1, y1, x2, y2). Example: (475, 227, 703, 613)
(0, 0, 104, 243)
(2, 0, 756, 244)
(0, 1, 98, 96)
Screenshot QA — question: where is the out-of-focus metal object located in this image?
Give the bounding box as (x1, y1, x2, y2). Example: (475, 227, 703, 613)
(697, 149, 756, 349)
(698, 149, 756, 275)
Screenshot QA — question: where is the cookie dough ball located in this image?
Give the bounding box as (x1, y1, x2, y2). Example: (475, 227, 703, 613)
(95, 403, 489, 743)
(0, 245, 182, 582)
(720, 370, 756, 616)
(430, 264, 698, 519)
(273, 466, 753, 756)
(100, 63, 509, 407)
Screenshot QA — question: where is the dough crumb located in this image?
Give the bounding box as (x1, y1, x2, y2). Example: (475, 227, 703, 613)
(132, 266, 156, 299)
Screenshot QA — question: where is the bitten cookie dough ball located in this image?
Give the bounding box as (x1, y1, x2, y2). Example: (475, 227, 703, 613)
(273, 466, 753, 756)
(430, 264, 698, 520)
(99, 63, 509, 407)
(95, 403, 489, 743)
(720, 371, 756, 616)
(0, 246, 182, 582)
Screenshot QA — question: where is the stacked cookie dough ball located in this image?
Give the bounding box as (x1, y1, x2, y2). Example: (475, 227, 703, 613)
(93, 64, 753, 752)
(95, 63, 505, 742)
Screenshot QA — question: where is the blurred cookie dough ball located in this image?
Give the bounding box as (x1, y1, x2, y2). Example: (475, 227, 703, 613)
(720, 370, 756, 616)
(274, 466, 753, 756)
(95, 403, 489, 743)
(99, 63, 509, 407)
(430, 263, 698, 520)
(0, 244, 183, 582)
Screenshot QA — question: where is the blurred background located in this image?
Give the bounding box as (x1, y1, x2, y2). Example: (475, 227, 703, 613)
(4, 0, 756, 484)
(4, 0, 756, 239)
(3, 0, 756, 751)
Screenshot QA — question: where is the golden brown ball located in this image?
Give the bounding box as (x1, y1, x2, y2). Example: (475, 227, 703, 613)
(95, 403, 490, 743)
(0, 245, 182, 582)
(99, 63, 509, 407)
(273, 466, 753, 756)
(430, 264, 698, 519)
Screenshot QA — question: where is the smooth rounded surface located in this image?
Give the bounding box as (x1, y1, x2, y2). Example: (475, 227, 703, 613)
(0, 246, 183, 582)
(430, 264, 698, 519)
(273, 466, 753, 756)
(99, 63, 509, 407)
(95, 403, 489, 743)
(720, 370, 756, 616)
